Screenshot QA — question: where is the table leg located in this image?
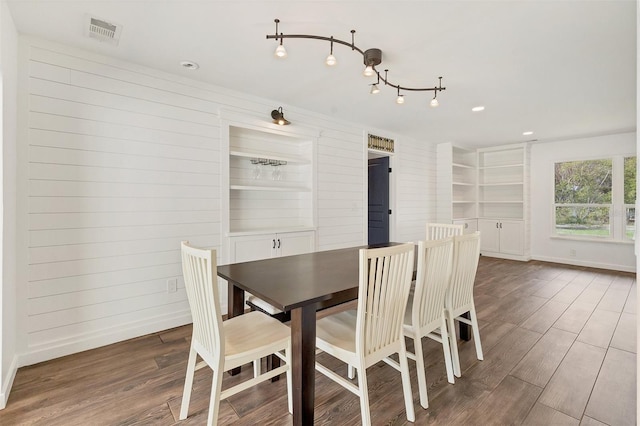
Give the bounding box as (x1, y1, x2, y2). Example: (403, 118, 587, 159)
(228, 283, 245, 376)
(459, 312, 471, 341)
(291, 304, 316, 426)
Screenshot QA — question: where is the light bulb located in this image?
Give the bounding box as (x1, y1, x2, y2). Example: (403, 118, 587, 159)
(275, 44, 287, 58)
(278, 119, 285, 125)
(370, 84, 380, 94)
(430, 97, 439, 107)
(363, 65, 374, 77)
(396, 95, 405, 104)
(325, 53, 336, 66)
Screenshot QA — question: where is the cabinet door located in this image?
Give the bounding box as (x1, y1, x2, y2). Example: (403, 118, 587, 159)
(229, 234, 275, 262)
(499, 220, 524, 256)
(477, 219, 500, 252)
(278, 231, 316, 257)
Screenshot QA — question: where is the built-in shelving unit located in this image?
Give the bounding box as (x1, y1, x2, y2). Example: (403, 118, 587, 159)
(226, 125, 315, 234)
(437, 142, 530, 260)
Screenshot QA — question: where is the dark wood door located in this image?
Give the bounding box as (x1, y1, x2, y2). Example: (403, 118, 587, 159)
(368, 156, 390, 245)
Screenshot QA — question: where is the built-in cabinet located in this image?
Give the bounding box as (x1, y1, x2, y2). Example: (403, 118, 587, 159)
(229, 231, 315, 263)
(477, 219, 524, 256)
(437, 142, 529, 260)
(220, 111, 319, 265)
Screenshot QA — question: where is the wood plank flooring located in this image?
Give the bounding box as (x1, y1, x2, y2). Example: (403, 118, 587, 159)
(1, 257, 636, 425)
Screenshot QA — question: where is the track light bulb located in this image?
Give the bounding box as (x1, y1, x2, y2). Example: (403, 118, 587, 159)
(275, 44, 287, 58)
(430, 97, 439, 107)
(396, 94, 405, 104)
(325, 53, 336, 66)
(363, 65, 374, 77)
(370, 84, 380, 94)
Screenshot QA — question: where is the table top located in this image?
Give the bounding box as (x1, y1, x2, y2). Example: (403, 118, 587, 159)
(218, 243, 406, 312)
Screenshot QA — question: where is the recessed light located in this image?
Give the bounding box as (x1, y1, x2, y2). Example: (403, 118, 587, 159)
(180, 61, 199, 70)
(471, 106, 485, 112)
(522, 131, 534, 136)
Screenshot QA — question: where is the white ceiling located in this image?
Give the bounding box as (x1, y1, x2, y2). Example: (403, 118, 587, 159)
(6, 0, 637, 148)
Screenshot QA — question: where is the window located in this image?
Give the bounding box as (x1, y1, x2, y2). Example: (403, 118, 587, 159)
(554, 156, 636, 241)
(624, 156, 636, 240)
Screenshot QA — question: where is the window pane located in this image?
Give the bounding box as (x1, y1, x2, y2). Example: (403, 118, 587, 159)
(626, 206, 635, 240)
(554, 159, 612, 204)
(555, 206, 610, 237)
(624, 156, 636, 204)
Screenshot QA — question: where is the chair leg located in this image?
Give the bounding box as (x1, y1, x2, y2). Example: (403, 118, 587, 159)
(285, 344, 293, 414)
(412, 334, 429, 409)
(469, 306, 484, 361)
(447, 311, 461, 377)
(179, 346, 198, 420)
(347, 365, 356, 379)
(399, 343, 416, 422)
(356, 366, 371, 426)
(253, 358, 260, 378)
(440, 317, 455, 384)
(207, 365, 224, 426)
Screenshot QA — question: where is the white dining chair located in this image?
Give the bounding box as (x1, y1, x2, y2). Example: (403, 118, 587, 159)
(445, 232, 483, 377)
(426, 222, 464, 240)
(314, 243, 416, 425)
(179, 241, 292, 426)
(397, 238, 455, 409)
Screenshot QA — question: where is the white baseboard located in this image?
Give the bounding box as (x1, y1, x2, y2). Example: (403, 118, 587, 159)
(0, 355, 18, 409)
(18, 310, 192, 368)
(531, 255, 636, 273)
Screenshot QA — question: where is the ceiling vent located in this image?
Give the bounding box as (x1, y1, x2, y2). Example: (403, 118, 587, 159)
(84, 14, 122, 46)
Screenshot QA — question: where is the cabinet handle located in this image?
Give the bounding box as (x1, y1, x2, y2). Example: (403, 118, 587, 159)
(464, 223, 468, 229)
(496, 222, 499, 228)
(273, 239, 276, 249)
(500, 222, 503, 229)
(277, 239, 281, 249)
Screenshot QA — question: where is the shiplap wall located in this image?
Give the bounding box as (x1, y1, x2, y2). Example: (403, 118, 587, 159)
(396, 138, 436, 242)
(18, 37, 437, 364)
(23, 41, 221, 362)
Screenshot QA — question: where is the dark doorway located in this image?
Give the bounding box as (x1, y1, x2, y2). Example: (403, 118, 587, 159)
(368, 156, 390, 245)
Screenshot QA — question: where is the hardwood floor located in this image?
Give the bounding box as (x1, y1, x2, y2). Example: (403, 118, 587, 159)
(2, 257, 636, 425)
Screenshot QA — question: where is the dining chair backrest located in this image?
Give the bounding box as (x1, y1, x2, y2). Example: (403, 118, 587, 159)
(181, 241, 223, 365)
(426, 223, 464, 241)
(356, 243, 415, 361)
(412, 238, 454, 331)
(446, 232, 481, 315)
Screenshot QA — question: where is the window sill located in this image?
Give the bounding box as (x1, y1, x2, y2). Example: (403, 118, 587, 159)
(550, 235, 634, 245)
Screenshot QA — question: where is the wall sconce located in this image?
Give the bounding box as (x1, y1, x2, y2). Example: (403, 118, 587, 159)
(271, 107, 290, 125)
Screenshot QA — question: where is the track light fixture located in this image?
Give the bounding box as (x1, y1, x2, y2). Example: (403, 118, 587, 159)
(396, 87, 405, 104)
(325, 36, 336, 66)
(430, 77, 442, 107)
(268, 19, 446, 106)
(271, 106, 290, 125)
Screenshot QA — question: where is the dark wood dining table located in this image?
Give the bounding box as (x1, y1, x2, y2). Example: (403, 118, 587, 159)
(217, 243, 470, 425)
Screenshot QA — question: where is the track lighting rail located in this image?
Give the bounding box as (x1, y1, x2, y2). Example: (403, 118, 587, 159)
(266, 18, 446, 100)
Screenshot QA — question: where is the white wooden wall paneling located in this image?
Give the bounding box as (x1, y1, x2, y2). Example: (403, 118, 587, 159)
(24, 41, 221, 357)
(28, 263, 182, 298)
(18, 37, 440, 365)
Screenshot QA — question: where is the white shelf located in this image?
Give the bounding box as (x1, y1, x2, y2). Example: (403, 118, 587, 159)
(453, 182, 475, 186)
(230, 150, 309, 165)
(452, 162, 475, 169)
(478, 182, 524, 186)
(230, 184, 311, 192)
(453, 200, 476, 204)
(479, 163, 524, 170)
(478, 200, 524, 204)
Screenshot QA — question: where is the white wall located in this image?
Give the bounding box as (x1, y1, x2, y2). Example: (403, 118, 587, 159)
(14, 36, 437, 368)
(530, 132, 636, 272)
(0, 0, 18, 409)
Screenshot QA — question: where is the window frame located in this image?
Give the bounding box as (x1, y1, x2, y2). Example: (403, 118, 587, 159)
(552, 154, 635, 243)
